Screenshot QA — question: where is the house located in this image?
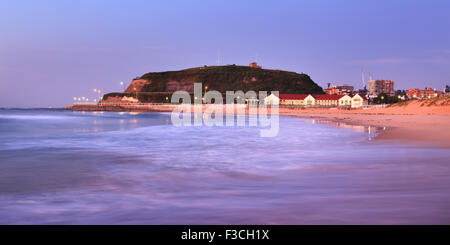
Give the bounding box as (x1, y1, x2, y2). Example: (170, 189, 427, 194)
(338, 94, 352, 107)
(312, 94, 344, 107)
(264, 94, 280, 105)
(264, 93, 367, 108)
(406, 88, 443, 99)
(278, 94, 310, 106)
(351, 94, 368, 108)
(121, 96, 139, 103)
(304, 94, 315, 106)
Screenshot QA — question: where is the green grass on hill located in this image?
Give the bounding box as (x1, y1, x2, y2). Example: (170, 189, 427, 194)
(139, 65, 324, 94)
(104, 65, 324, 103)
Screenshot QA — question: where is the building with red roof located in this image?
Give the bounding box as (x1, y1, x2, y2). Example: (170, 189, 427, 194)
(267, 93, 368, 108)
(406, 88, 443, 99)
(278, 94, 313, 106)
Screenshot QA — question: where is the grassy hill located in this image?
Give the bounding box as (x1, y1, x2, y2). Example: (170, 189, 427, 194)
(104, 65, 324, 102)
(140, 65, 323, 93)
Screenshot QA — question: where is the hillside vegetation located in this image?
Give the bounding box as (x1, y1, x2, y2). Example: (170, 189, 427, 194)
(103, 65, 324, 103)
(140, 65, 323, 94)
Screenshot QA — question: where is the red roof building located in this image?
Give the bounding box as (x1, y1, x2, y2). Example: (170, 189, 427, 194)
(406, 88, 443, 99)
(273, 93, 368, 108)
(279, 94, 309, 100)
(312, 94, 345, 100)
(278, 94, 311, 106)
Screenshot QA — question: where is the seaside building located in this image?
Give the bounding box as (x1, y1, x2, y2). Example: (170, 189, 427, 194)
(351, 94, 368, 108)
(323, 84, 354, 95)
(368, 80, 395, 96)
(338, 94, 352, 107)
(264, 94, 280, 105)
(121, 96, 139, 103)
(406, 88, 443, 99)
(278, 94, 312, 106)
(312, 94, 345, 107)
(273, 94, 367, 108)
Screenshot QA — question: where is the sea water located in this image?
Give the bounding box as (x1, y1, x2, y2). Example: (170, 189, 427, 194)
(0, 109, 449, 224)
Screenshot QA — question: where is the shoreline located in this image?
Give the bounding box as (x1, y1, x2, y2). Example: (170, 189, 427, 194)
(283, 112, 450, 148)
(278, 107, 450, 149)
(70, 103, 450, 148)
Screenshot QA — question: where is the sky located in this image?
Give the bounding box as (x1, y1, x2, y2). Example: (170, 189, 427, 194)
(1, 0, 449, 107)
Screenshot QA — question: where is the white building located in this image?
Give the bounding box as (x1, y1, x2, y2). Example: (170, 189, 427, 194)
(351, 94, 368, 108)
(338, 94, 352, 107)
(264, 93, 368, 108)
(264, 94, 280, 105)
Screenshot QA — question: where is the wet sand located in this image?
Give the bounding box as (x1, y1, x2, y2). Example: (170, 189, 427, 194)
(281, 112, 450, 148)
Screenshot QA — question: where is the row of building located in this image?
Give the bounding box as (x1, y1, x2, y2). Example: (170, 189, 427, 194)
(264, 94, 368, 108)
(325, 80, 447, 100)
(406, 87, 444, 99)
(324, 80, 396, 97)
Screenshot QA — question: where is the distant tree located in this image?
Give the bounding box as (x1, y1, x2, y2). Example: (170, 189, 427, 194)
(445, 85, 450, 93)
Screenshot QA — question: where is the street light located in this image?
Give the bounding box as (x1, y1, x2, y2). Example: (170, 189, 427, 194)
(133, 87, 138, 101)
(93, 89, 102, 101)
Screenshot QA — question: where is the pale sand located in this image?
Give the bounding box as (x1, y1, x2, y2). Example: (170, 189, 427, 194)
(283, 112, 450, 148)
(278, 101, 450, 148)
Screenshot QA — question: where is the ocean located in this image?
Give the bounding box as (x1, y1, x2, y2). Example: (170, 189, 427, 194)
(0, 109, 449, 224)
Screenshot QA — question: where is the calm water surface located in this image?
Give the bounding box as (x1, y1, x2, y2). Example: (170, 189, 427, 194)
(0, 109, 449, 224)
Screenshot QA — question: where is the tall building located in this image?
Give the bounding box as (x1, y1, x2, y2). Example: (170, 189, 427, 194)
(368, 80, 395, 96)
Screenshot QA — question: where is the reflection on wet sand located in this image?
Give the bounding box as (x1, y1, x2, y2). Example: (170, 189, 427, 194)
(310, 119, 387, 140)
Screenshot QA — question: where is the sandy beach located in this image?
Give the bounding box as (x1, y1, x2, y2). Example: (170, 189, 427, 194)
(279, 98, 450, 148)
(284, 112, 450, 148)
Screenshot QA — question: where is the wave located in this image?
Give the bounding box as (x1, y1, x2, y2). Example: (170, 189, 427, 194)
(0, 115, 72, 120)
